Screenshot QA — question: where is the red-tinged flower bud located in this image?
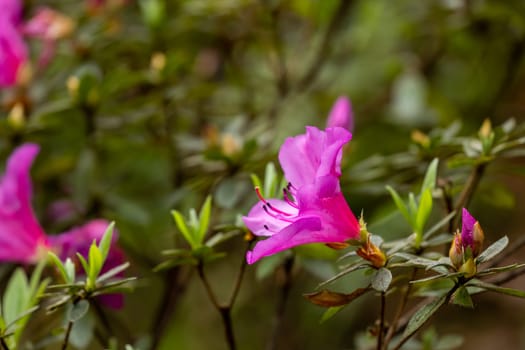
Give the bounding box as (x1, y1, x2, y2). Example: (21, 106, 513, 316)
(356, 239, 386, 268)
(472, 221, 484, 257)
(449, 232, 463, 269)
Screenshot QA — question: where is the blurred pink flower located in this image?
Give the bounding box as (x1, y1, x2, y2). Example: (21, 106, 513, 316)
(0, 2, 74, 86)
(0, 0, 27, 87)
(326, 96, 354, 132)
(0, 143, 125, 308)
(243, 127, 360, 264)
(23, 8, 74, 67)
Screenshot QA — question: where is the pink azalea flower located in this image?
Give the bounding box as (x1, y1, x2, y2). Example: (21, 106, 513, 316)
(0, 143, 125, 308)
(326, 96, 354, 132)
(0, 0, 27, 87)
(243, 127, 360, 264)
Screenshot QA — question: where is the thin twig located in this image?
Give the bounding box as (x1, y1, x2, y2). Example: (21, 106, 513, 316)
(0, 337, 10, 350)
(296, 0, 354, 91)
(452, 163, 487, 228)
(61, 321, 74, 350)
(266, 254, 294, 350)
(382, 269, 417, 349)
(377, 292, 386, 350)
(391, 282, 460, 350)
(151, 268, 190, 350)
(196, 243, 251, 350)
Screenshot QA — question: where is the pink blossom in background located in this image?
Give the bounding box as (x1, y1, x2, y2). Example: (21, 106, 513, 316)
(243, 127, 360, 264)
(0, 144, 49, 263)
(326, 96, 354, 132)
(0, 0, 27, 87)
(23, 7, 74, 67)
(0, 143, 125, 308)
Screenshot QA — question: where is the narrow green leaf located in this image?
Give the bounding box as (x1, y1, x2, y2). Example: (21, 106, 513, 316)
(317, 263, 370, 288)
(4, 306, 39, 332)
(371, 268, 392, 292)
(468, 281, 525, 298)
(415, 189, 433, 237)
(197, 196, 212, 244)
(403, 295, 447, 338)
(263, 162, 277, 198)
(476, 236, 509, 263)
(188, 209, 199, 230)
(68, 300, 90, 322)
(386, 186, 411, 224)
(74, 255, 87, 279)
(3, 268, 29, 327)
(421, 158, 439, 194)
(88, 243, 103, 283)
(172, 210, 198, 249)
(320, 306, 345, 323)
(29, 259, 47, 298)
(408, 193, 417, 220)
(48, 252, 69, 283)
(98, 221, 115, 262)
(96, 262, 130, 284)
(452, 285, 473, 308)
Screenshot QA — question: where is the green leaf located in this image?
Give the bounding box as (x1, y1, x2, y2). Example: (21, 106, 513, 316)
(415, 189, 433, 240)
(172, 210, 198, 249)
(48, 252, 69, 283)
(371, 268, 392, 292)
(3, 269, 29, 327)
(4, 306, 38, 332)
(74, 255, 87, 279)
(317, 263, 370, 288)
(68, 300, 90, 322)
(197, 196, 212, 244)
(452, 285, 473, 308)
(403, 295, 447, 338)
(408, 193, 418, 219)
(476, 236, 509, 264)
(421, 158, 439, 194)
(88, 243, 103, 286)
(263, 162, 278, 198)
(468, 281, 525, 298)
(320, 306, 345, 323)
(96, 262, 130, 284)
(98, 221, 115, 262)
(69, 308, 94, 349)
(386, 186, 411, 224)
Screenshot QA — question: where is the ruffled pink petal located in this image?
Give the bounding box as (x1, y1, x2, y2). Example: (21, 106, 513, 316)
(243, 199, 298, 237)
(246, 216, 322, 264)
(0, 143, 49, 263)
(326, 96, 354, 132)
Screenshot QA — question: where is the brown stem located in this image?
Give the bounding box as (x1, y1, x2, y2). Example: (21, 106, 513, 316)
(61, 321, 74, 350)
(377, 292, 386, 350)
(0, 337, 10, 350)
(452, 163, 487, 228)
(296, 0, 354, 91)
(382, 269, 417, 349)
(196, 243, 251, 350)
(391, 283, 460, 350)
(266, 255, 294, 350)
(151, 268, 189, 350)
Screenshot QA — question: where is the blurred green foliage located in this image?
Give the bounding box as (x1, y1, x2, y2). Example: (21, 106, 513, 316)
(2, 0, 525, 349)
